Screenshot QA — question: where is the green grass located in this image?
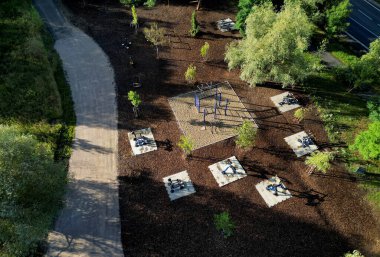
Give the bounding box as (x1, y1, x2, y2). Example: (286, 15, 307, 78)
(305, 70, 380, 209)
(0, 0, 75, 255)
(328, 42, 359, 65)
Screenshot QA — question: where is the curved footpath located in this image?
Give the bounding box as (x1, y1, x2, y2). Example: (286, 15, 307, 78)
(33, 0, 123, 256)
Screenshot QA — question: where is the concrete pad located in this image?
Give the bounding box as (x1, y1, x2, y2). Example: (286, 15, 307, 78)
(270, 92, 300, 113)
(163, 171, 196, 201)
(284, 131, 318, 157)
(255, 177, 292, 207)
(208, 156, 247, 187)
(128, 128, 157, 156)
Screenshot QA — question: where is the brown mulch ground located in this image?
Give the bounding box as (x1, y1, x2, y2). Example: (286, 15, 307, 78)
(62, 1, 380, 256)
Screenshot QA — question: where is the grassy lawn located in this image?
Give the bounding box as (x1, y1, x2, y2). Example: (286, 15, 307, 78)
(0, 0, 74, 255)
(305, 69, 380, 209)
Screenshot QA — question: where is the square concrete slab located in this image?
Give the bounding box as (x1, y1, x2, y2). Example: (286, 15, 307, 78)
(270, 92, 300, 113)
(208, 156, 247, 187)
(284, 131, 318, 157)
(255, 177, 292, 208)
(163, 170, 196, 201)
(127, 128, 158, 156)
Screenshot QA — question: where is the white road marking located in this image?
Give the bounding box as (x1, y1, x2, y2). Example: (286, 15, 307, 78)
(349, 17, 380, 37)
(345, 31, 369, 51)
(363, 0, 380, 13)
(358, 9, 373, 20)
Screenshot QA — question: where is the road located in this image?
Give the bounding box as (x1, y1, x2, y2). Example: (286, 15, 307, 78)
(347, 0, 380, 50)
(33, 0, 124, 256)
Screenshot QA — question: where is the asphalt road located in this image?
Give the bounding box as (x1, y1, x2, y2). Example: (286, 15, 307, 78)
(347, 0, 380, 50)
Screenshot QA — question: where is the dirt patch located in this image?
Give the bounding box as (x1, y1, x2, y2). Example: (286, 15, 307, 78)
(62, 1, 380, 256)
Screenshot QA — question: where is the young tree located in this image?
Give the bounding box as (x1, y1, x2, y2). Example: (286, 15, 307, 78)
(325, 0, 352, 37)
(131, 5, 138, 31)
(189, 11, 200, 37)
(200, 42, 210, 61)
(144, 0, 156, 8)
(178, 135, 194, 157)
(294, 107, 307, 122)
(225, 2, 321, 87)
(350, 121, 380, 160)
(143, 23, 166, 58)
(185, 64, 197, 84)
(235, 120, 257, 149)
(305, 151, 334, 173)
(214, 211, 235, 238)
(235, 0, 265, 35)
(127, 90, 142, 117)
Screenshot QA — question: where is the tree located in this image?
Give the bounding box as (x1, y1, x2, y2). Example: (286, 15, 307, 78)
(185, 64, 197, 84)
(0, 125, 66, 256)
(225, 2, 320, 87)
(336, 38, 380, 91)
(200, 42, 210, 61)
(235, 120, 257, 149)
(144, 0, 156, 8)
(189, 11, 200, 37)
(214, 211, 235, 238)
(131, 5, 138, 31)
(305, 151, 334, 173)
(178, 135, 194, 157)
(128, 91, 142, 117)
(143, 23, 166, 58)
(235, 0, 264, 35)
(367, 100, 380, 122)
(350, 121, 380, 160)
(325, 0, 352, 37)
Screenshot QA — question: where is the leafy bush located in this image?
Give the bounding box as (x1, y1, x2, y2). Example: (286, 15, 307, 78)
(350, 121, 380, 160)
(235, 120, 257, 149)
(0, 125, 67, 256)
(144, 0, 156, 8)
(305, 151, 335, 173)
(143, 22, 166, 58)
(367, 100, 380, 122)
(131, 5, 138, 26)
(177, 135, 194, 156)
(214, 211, 235, 238)
(294, 108, 306, 121)
(200, 42, 210, 61)
(344, 250, 365, 257)
(127, 91, 142, 107)
(189, 11, 200, 37)
(184, 64, 197, 84)
(326, 0, 352, 37)
(235, 0, 263, 35)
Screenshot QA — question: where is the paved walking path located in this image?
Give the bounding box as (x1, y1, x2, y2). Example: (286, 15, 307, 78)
(33, 0, 123, 256)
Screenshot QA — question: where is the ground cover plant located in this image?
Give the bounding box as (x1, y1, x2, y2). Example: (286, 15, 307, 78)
(62, 0, 380, 256)
(0, 0, 74, 255)
(214, 211, 235, 238)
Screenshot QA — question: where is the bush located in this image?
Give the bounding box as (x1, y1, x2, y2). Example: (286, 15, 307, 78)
(185, 64, 197, 84)
(350, 121, 380, 160)
(0, 125, 67, 256)
(344, 250, 365, 257)
(305, 151, 334, 173)
(200, 42, 210, 61)
(131, 5, 138, 26)
(189, 11, 200, 37)
(367, 100, 380, 122)
(177, 135, 194, 156)
(144, 0, 156, 8)
(214, 211, 235, 238)
(235, 120, 257, 149)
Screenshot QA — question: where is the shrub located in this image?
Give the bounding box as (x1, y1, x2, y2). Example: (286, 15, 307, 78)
(144, 0, 156, 8)
(143, 22, 166, 58)
(235, 120, 257, 149)
(367, 100, 380, 122)
(294, 108, 306, 122)
(200, 42, 210, 61)
(350, 121, 380, 160)
(344, 250, 365, 257)
(189, 11, 200, 37)
(131, 5, 138, 27)
(185, 64, 197, 84)
(127, 90, 142, 107)
(214, 211, 235, 238)
(177, 135, 194, 156)
(0, 125, 67, 256)
(305, 151, 334, 173)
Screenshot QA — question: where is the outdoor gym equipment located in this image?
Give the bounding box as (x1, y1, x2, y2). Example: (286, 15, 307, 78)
(266, 176, 287, 196)
(168, 178, 187, 193)
(279, 93, 298, 106)
(298, 136, 314, 148)
(221, 159, 237, 175)
(132, 131, 149, 147)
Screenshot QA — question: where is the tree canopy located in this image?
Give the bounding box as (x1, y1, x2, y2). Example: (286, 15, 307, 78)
(350, 121, 380, 160)
(225, 2, 320, 87)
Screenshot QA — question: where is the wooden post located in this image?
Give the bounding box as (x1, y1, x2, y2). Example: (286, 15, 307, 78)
(196, 0, 201, 10)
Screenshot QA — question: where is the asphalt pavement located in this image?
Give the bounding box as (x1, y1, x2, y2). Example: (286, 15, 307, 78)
(347, 0, 380, 50)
